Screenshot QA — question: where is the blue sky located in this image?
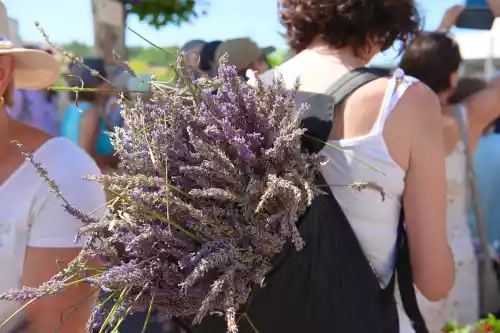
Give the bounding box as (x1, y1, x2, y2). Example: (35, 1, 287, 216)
(4, 0, 466, 65)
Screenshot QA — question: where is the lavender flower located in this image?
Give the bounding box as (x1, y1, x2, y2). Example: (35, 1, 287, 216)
(2, 54, 326, 332)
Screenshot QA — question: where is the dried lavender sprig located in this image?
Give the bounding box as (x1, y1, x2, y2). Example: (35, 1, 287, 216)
(34, 21, 82, 66)
(12, 141, 67, 204)
(13, 141, 105, 227)
(35, 22, 129, 101)
(0, 279, 65, 301)
(113, 50, 137, 78)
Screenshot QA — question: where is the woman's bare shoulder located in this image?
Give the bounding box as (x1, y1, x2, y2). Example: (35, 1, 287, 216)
(379, 79, 442, 126)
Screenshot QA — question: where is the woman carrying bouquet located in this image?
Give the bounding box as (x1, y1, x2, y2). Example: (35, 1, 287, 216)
(7, 46, 60, 137)
(247, 0, 454, 331)
(0, 2, 105, 331)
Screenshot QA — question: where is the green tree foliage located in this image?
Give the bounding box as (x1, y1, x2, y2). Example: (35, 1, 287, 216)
(63, 42, 179, 80)
(121, 0, 205, 29)
(64, 41, 94, 58)
(63, 43, 178, 67)
(267, 49, 288, 68)
(128, 45, 178, 66)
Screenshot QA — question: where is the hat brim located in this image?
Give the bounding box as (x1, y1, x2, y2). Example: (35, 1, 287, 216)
(0, 48, 60, 90)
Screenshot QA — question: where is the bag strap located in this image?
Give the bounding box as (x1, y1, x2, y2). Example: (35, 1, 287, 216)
(453, 105, 490, 260)
(396, 209, 429, 333)
(326, 67, 390, 107)
(301, 67, 389, 154)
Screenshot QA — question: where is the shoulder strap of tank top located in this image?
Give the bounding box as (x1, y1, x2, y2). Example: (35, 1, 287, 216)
(370, 69, 419, 135)
(453, 104, 490, 261)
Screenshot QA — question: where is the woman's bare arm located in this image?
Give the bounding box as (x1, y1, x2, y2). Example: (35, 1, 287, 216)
(18, 144, 106, 333)
(466, 76, 500, 147)
(21, 248, 97, 333)
(402, 83, 455, 301)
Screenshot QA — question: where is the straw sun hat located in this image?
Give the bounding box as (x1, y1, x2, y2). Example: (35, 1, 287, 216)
(0, 1, 60, 90)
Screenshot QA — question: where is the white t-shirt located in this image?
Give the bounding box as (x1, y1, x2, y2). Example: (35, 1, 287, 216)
(0, 137, 106, 331)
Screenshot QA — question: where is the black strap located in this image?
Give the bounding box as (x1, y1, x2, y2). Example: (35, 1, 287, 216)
(301, 67, 389, 154)
(326, 67, 391, 107)
(396, 210, 428, 333)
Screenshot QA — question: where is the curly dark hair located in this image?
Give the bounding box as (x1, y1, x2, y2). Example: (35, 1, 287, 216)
(279, 0, 421, 55)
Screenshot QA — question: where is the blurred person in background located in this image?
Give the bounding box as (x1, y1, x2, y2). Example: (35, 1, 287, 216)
(0, 2, 104, 332)
(214, 38, 274, 79)
(61, 58, 118, 172)
(7, 46, 60, 136)
(400, 4, 500, 330)
(181, 39, 205, 68)
(451, 77, 500, 261)
(199, 40, 222, 77)
(105, 66, 129, 130)
(119, 73, 153, 132)
(181, 39, 206, 79)
(127, 73, 152, 100)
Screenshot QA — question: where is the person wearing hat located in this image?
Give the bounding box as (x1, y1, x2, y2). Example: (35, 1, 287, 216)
(0, 2, 104, 332)
(104, 66, 130, 130)
(199, 40, 222, 77)
(61, 57, 119, 171)
(214, 38, 275, 79)
(181, 39, 206, 71)
(127, 73, 152, 99)
(7, 45, 61, 136)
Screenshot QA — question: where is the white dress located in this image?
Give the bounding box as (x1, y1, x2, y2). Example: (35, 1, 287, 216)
(414, 110, 479, 332)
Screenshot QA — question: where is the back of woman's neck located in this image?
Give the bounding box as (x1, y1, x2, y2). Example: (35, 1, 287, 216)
(305, 39, 370, 68)
(438, 90, 452, 107)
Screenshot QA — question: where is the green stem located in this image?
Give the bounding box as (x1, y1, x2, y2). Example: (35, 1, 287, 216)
(140, 294, 155, 333)
(105, 189, 200, 242)
(111, 290, 144, 333)
(99, 287, 131, 333)
(55, 289, 100, 332)
(305, 134, 386, 175)
(126, 25, 211, 82)
(242, 313, 260, 333)
(0, 298, 38, 330)
(48, 86, 148, 94)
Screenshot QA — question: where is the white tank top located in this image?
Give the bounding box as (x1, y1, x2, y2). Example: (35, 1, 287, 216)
(320, 69, 418, 287)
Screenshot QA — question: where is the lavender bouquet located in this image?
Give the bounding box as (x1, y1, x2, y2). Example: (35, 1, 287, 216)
(0, 53, 327, 332)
